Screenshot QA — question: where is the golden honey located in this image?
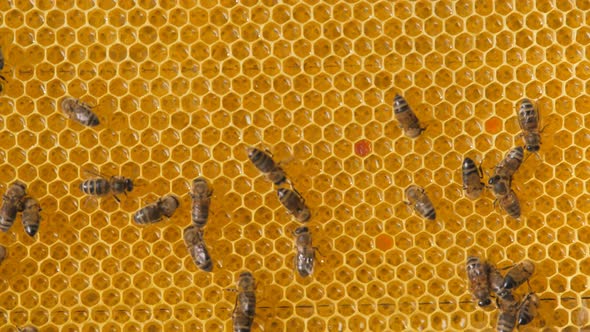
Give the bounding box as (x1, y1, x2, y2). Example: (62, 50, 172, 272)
(0, 0, 589, 331)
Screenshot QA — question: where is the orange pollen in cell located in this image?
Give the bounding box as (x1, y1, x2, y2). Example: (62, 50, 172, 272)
(485, 117, 502, 134)
(354, 140, 371, 157)
(376, 234, 394, 251)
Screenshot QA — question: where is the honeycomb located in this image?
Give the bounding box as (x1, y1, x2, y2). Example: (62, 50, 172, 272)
(0, 0, 589, 331)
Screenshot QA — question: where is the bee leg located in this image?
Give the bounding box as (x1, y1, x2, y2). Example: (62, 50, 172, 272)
(540, 124, 547, 133)
(113, 195, 121, 203)
(0, 75, 6, 82)
(419, 125, 427, 134)
(313, 246, 324, 257)
(290, 184, 305, 202)
(477, 164, 484, 179)
(264, 147, 274, 157)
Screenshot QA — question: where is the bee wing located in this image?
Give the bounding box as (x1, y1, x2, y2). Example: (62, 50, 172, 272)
(83, 168, 108, 178)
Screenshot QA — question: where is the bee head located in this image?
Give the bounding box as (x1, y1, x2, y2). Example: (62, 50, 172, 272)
(526, 145, 540, 152)
(478, 298, 492, 307)
(488, 175, 499, 185)
(294, 226, 309, 235)
(126, 179, 134, 191)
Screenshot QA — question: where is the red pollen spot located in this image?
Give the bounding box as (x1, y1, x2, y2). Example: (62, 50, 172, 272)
(485, 117, 502, 134)
(376, 234, 394, 251)
(354, 140, 371, 157)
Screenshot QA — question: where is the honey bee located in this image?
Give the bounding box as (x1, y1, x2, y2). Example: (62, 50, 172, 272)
(21, 197, 41, 237)
(133, 195, 180, 225)
(190, 177, 212, 228)
(17, 327, 38, 332)
(0, 245, 6, 265)
(502, 260, 535, 291)
(496, 293, 519, 332)
(394, 94, 425, 138)
(517, 292, 539, 326)
(499, 189, 521, 219)
(183, 225, 213, 272)
(488, 264, 510, 299)
(495, 147, 524, 179)
(462, 157, 485, 199)
(247, 147, 287, 185)
(0, 46, 7, 93)
(293, 226, 315, 277)
(61, 97, 100, 127)
(488, 175, 511, 198)
(80, 174, 134, 202)
(232, 271, 256, 332)
(0, 181, 27, 232)
(518, 99, 542, 152)
(277, 187, 311, 222)
(405, 185, 436, 220)
(466, 256, 492, 307)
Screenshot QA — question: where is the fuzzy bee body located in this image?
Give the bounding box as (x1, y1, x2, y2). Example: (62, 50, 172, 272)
(232, 272, 256, 332)
(184, 225, 213, 272)
(80, 178, 111, 197)
(133, 195, 180, 225)
(499, 190, 521, 219)
(0, 181, 27, 232)
(405, 185, 436, 220)
(80, 176, 133, 202)
(489, 175, 512, 198)
(0, 46, 6, 93)
(0, 245, 6, 265)
(191, 177, 212, 228)
(21, 197, 41, 237)
(277, 188, 311, 222)
(17, 327, 38, 332)
(61, 97, 100, 127)
(0, 46, 5, 71)
(502, 260, 535, 291)
(466, 256, 492, 307)
(518, 99, 542, 152)
(462, 158, 485, 199)
(517, 292, 539, 326)
(247, 147, 287, 185)
(496, 293, 519, 332)
(488, 264, 509, 299)
(394, 94, 425, 138)
(294, 226, 315, 277)
(495, 147, 524, 179)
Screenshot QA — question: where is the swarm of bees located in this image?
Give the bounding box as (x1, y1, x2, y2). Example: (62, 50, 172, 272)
(466, 256, 538, 331)
(461, 99, 543, 219)
(231, 271, 256, 332)
(462, 146, 524, 219)
(248, 147, 316, 277)
(183, 177, 214, 272)
(0, 181, 41, 237)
